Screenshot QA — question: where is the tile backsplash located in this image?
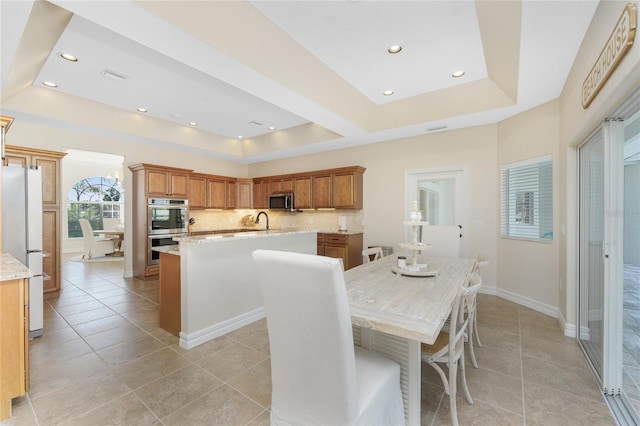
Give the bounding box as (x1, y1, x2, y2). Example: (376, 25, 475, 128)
(189, 209, 364, 234)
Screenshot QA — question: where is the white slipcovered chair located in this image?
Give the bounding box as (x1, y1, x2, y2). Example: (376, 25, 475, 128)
(79, 218, 117, 259)
(421, 225, 461, 257)
(362, 246, 384, 263)
(421, 273, 482, 426)
(252, 249, 405, 426)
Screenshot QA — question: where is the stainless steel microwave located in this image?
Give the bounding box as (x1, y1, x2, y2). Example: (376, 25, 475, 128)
(269, 193, 295, 211)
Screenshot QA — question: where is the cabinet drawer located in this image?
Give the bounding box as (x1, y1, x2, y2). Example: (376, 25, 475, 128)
(325, 234, 347, 244)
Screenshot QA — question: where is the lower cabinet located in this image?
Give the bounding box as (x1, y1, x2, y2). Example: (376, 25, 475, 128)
(0, 277, 28, 420)
(317, 233, 363, 270)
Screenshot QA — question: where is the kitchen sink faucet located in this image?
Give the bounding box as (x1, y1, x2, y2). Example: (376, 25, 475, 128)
(255, 211, 270, 230)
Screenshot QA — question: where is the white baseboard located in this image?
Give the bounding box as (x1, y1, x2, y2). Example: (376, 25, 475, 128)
(479, 285, 577, 337)
(179, 307, 266, 350)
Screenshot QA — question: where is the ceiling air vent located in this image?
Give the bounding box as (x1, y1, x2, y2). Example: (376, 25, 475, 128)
(248, 120, 263, 126)
(101, 69, 128, 82)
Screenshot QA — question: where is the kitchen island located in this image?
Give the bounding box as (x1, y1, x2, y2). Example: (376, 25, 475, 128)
(156, 229, 316, 349)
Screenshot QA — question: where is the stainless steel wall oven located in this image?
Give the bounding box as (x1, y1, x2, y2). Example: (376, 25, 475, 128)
(147, 199, 188, 267)
(148, 198, 188, 235)
(148, 234, 182, 266)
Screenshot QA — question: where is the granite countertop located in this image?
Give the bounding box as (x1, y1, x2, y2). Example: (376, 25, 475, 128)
(190, 228, 363, 236)
(0, 253, 34, 281)
(177, 228, 318, 244)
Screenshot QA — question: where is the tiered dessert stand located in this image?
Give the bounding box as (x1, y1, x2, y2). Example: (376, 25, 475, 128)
(392, 203, 439, 277)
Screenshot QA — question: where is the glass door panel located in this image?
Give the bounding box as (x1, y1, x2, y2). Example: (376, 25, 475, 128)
(579, 128, 605, 379)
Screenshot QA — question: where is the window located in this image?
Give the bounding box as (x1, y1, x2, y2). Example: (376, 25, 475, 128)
(501, 156, 553, 241)
(67, 177, 124, 238)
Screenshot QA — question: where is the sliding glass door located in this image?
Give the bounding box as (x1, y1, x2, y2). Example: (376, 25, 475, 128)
(578, 88, 640, 424)
(578, 127, 606, 379)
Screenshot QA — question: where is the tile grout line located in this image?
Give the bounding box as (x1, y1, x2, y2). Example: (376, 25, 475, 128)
(518, 305, 527, 425)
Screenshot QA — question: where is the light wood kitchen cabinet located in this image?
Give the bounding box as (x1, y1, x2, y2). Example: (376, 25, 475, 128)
(312, 173, 332, 208)
(159, 252, 181, 337)
(235, 179, 253, 209)
(42, 210, 58, 294)
(130, 164, 194, 278)
(207, 177, 227, 209)
(317, 232, 363, 270)
(333, 168, 364, 209)
(0, 276, 28, 421)
(294, 176, 312, 209)
(253, 179, 269, 209)
(254, 166, 365, 210)
(188, 175, 207, 209)
(132, 164, 191, 198)
(4, 146, 66, 297)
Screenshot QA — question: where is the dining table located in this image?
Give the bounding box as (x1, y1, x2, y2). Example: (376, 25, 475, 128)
(95, 229, 124, 256)
(343, 253, 476, 426)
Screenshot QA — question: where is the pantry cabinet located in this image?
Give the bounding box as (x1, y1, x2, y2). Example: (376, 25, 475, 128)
(4, 146, 66, 297)
(317, 232, 363, 270)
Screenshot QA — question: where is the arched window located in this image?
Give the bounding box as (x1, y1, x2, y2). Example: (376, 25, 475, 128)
(67, 177, 124, 238)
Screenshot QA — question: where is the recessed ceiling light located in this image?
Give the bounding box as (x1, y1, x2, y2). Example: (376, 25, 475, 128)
(60, 53, 78, 62)
(137, 107, 147, 113)
(387, 45, 402, 54)
(42, 81, 58, 88)
(383, 90, 394, 96)
(452, 70, 465, 78)
(237, 135, 244, 140)
(269, 126, 276, 131)
(188, 122, 197, 126)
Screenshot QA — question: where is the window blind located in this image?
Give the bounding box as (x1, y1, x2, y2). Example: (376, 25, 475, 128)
(501, 156, 553, 241)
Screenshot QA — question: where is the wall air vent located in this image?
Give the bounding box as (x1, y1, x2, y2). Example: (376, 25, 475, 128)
(427, 125, 448, 132)
(101, 69, 128, 82)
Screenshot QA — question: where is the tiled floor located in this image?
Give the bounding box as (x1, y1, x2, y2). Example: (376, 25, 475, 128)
(623, 264, 640, 416)
(1, 254, 615, 425)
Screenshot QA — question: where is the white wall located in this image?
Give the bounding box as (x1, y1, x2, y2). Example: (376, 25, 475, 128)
(497, 100, 561, 312)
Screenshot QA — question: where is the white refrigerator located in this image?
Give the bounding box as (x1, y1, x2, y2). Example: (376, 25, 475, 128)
(2, 165, 44, 338)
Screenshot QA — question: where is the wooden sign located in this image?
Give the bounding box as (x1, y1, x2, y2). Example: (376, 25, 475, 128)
(582, 3, 636, 108)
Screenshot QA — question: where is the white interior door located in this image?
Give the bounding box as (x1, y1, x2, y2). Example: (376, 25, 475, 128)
(406, 167, 467, 253)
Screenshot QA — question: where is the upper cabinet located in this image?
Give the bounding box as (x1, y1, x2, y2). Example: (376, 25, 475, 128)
(293, 176, 312, 209)
(130, 164, 191, 199)
(189, 175, 250, 210)
(235, 179, 253, 209)
(333, 168, 364, 209)
(4, 146, 65, 207)
(188, 175, 207, 209)
(255, 166, 365, 210)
